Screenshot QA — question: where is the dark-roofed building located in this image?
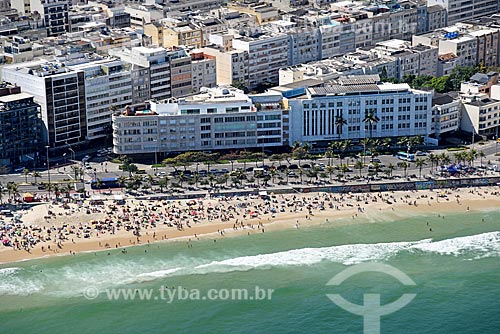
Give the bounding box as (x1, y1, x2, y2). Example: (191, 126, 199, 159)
(431, 92, 460, 138)
(0, 83, 42, 171)
(461, 72, 498, 97)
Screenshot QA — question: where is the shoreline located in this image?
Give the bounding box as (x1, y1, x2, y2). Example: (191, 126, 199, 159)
(1, 187, 500, 265)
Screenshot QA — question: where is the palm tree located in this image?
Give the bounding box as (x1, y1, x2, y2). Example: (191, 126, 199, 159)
(363, 111, 380, 138)
(32, 171, 42, 184)
(324, 148, 335, 167)
(117, 176, 127, 188)
(397, 161, 410, 178)
(326, 165, 335, 182)
(415, 158, 426, 179)
(298, 167, 304, 184)
(53, 184, 60, 197)
(387, 163, 395, 177)
(159, 175, 169, 192)
(269, 168, 278, 184)
(63, 184, 72, 198)
(95, 178, 103, 193)
(428, 153, 438, 172)
(354, 160, 364, 177)
(467, 149, 477, 167)
(22, 168, 30, 183)
(6, 182, 18, 200)
(335, 115, 347, 137)
(360, 138, 371, 164)
(440, 153, 451, 166)
(208, 173, 216, 188)
(340, 139, 352, 166)
(454, 152, 464, 165)
(478, 150, 486, 167)
(381, 137, 392, 151)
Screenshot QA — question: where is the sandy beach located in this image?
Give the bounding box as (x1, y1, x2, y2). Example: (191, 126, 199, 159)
(1, 186, 499, 264)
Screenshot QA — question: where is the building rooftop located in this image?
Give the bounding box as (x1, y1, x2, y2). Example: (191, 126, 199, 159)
(0, 92, 34, 103)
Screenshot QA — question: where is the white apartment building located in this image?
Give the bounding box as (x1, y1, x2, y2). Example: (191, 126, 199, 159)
(431, 93, 460, 138)
(428, 0, 499, 25)
(232, 32, 289, 88)
(202, 44, 249, 87)
(112, 87, 286, 155)
(68, 59, 133, 141)
(287, 75, 433, 145)
(460, 85, 500, 138)
(2, 60, 87, 147)
(370, 39, 438, 79)
(109, 46, 172, 103)
(264, 20, 320, 66)
(12, 0, 69, 36)
(190, 50, 217, 93)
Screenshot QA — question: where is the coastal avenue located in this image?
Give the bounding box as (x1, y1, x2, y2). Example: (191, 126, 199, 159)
(1, 140, 500, 196)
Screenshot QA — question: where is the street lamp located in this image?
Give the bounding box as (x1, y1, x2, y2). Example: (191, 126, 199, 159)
(68, 147, 75, 161)
(45, 145, 51, 199)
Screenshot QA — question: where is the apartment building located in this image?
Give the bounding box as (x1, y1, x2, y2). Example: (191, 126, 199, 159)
(110, 46, 172, 103)
(112, 87, 286, 155)
(145, 18, 203, 49)
(0, 36, 43, 63)
(67, 59, 133, 141)
(232, 32, 289, 89)
(168, 47, 192, 97)
(228, 2, 279, 25)
(370, 39, 438, 79)
(431, 93, 460, 138)
(428, 0, 499, 25)
(286, 75, 433, 145)
(461, 89, 500, 138)
(0, 85, 42, 169)
(12, 0, 69, 36)
(202, 43, 249, 87)
(190, 50, 217, 94)
(264, 20, 320, 66)
(2, 60, 87, 148)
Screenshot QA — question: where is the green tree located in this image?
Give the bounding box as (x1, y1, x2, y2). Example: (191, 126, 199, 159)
(22, 168, 30, 183)
(32, 171, 42, 184)
(415, 158, 426, 179)
(354, 160, 364, 177)
(397, 161, 410, 178)
(363, 111, 380, 138)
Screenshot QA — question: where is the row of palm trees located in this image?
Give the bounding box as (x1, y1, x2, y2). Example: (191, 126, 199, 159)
(19, 165, 85, 185)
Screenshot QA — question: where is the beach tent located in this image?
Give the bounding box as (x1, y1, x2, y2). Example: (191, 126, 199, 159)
(23, 193, 34, 202)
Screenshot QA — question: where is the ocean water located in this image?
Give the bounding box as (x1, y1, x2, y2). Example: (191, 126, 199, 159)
(1, 208, 500, 333)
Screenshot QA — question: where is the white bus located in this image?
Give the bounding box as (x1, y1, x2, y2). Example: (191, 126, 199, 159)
(397, 152, 415, 162)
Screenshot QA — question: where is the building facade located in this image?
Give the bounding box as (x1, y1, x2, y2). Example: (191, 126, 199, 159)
(0, 87, 42, 169)
(2, 60, 87, 148)
(287, 76, 433, 145)
(112, 87, 286, 155)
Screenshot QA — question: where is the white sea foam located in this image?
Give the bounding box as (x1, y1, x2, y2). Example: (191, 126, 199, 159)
(0, 267, 20, 276)
(134, 268, 182, 282)
(410, 231, 500, 256)
(1, 231, 498, 296)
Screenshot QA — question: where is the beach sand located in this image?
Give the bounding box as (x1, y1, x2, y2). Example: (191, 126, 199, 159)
(1, 186, 499, 264)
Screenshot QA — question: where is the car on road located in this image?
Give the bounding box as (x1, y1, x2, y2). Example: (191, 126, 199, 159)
(288, 172, 298, 178)
(370, 158, 382, 163)
(288, 164, 299, 170)
(416, 151, 428, 156)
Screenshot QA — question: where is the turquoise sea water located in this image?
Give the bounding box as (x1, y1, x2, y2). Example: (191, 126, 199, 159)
(1, 208, 500, 333)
